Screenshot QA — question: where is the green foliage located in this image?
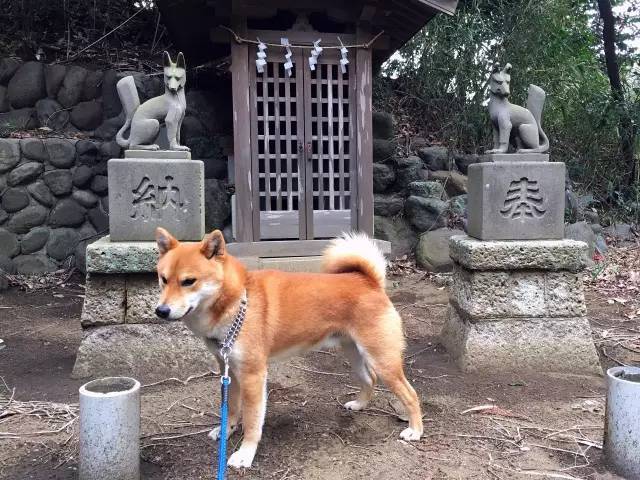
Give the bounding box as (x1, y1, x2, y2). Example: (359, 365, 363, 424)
(374, 0, 639, 221)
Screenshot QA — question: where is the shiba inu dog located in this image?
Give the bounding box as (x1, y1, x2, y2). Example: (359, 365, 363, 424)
(115, 51, 189, 151)
(155, 228, 423, 469)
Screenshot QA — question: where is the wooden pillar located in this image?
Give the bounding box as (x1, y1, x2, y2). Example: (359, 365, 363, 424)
(355, 27, 374, 236)
(230, 16, 254, 242)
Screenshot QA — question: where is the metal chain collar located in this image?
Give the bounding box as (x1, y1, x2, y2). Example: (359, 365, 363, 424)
(219, 291, 247, 381)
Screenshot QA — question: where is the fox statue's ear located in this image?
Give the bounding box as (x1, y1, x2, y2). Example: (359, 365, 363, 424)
(491, 63, 501, 73)
(201, 230, 226, 259)
(503, 63, 512, 74)
(163, 51, 173, 68)
(156, 227, 178, 255)
(176, 52, 186, 70)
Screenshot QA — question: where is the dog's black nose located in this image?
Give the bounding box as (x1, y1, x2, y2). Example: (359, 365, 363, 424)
(155, 304, 171, 319)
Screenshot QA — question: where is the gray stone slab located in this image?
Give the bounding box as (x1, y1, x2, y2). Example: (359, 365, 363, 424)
(108, 157, 204, 241)
(124, 149, 191, 159)
(81, 274, 125, 327)
(480, 153, 549, 163)
(449, 235, 588, 272)
(71, 323, 215, 380)
(86, 236, 159, 273)
(467, 161, 565, 240)
(451, 265, 586, 320)
(440, 306, 602, 375)
(125, 274, 162, 323)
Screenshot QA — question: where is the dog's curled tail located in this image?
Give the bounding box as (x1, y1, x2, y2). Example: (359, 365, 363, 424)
(322, 232, 387, 289)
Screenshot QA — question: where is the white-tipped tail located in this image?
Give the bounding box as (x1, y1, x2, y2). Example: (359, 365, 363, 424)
(322, 232, 387, 289)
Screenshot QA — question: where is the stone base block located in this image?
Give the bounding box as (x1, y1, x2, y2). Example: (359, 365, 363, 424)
(480, 153, 549, 163)
(440, 306, 602, 375)
(451, 265, 586, 320)
(449, 235, 588, 272)
(108, 157, 204, 242)
(81, 275, 126, 327)
(71, 323, 215, 380)
(467, 161, 565, 240)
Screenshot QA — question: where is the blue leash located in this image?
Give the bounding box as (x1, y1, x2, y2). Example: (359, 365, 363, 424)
(216, 373, 231, 480)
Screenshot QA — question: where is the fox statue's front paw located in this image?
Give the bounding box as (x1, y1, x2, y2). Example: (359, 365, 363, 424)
(170, 144, 191, 152)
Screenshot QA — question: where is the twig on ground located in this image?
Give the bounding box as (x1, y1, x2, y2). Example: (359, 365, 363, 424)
(142, 371, 216, 388)
(290, 365, 348, 376)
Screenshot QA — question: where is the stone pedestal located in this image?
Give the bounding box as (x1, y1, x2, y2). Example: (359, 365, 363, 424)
(440, 235, 602, 375)
(467, 158, 565, 240)
(108, 150, 204, 242)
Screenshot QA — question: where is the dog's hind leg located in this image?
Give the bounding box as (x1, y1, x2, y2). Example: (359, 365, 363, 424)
(341, 338, 376, 411)
(352, 308, 423, 441)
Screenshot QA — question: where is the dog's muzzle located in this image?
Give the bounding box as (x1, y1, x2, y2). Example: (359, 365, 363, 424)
(155, 304, 171, 319)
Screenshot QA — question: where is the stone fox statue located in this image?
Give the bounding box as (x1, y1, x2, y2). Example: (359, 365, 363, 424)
(487, 63, 549, 154)
(116, 51, 189, 151)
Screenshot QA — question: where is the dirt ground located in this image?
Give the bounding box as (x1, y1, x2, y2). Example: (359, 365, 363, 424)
(1, 261, 639, 480)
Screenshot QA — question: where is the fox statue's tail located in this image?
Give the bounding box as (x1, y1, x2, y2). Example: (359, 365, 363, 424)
(115, 76, 141, 149)
(322, 232, 387, 290)
(526, 84, 549, 152)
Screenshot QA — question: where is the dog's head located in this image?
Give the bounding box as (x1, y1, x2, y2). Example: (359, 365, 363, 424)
(155, 228, 226, 321)
(489, 63, 511, 98)
(163, 51, 186, 94)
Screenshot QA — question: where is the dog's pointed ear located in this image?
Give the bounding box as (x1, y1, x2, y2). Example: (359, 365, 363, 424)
(156, 227, 178, 255)
(163, 51, 173, 68)
(201, 230, 226, 259)
(503, 63, 512, 74)
(176, 52, 186, 70)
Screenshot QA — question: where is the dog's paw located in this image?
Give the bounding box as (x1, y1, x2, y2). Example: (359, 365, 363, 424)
(399, 427, 422, 441)
(208, 424, 237, 441)
(228, 446, 256, 469)
(344, 400, 367, 411)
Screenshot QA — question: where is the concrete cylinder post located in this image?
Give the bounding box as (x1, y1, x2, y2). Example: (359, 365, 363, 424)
(605, 366, 640, 478)
(79, 377, 141, 480)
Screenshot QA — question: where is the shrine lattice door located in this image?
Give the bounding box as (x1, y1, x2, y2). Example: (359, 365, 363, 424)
(249, 48, 357, 240)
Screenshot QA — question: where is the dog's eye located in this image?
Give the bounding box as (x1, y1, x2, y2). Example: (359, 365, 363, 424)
(181, 278, 196, 287)
(161, 276, 168, 284)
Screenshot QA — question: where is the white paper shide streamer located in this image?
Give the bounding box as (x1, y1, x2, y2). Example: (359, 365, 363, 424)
(256, 39, 267, 73)
(339, 37, 349, 74)
(308, 39, 323, 71)
(281, 37, 294, 77)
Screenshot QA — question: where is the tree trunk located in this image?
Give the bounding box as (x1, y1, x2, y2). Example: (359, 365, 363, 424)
(597, 0, 637, 186)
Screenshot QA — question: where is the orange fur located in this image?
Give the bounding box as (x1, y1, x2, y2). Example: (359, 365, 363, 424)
(155, 228, 423, 469)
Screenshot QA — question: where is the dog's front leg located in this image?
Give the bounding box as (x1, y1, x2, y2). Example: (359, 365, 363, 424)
(228, 368, 267, 469)
(209, 363, 242, 441)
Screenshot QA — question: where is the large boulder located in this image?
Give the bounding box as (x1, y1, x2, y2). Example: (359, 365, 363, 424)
(0, 86, 9, 112)
(82, 70, 103, 101)
(454, 153, 480, 174)
(405, 196, 447, 232)
(565, 221, 596, 259)
(415, 228, 465, 272)
(181, 116, 208, 143)
(43, 170, 73, 196)
(27, 181, 55, 207)
(373, 138, 396, 163)
(47, 228, 80, 261)
(101, 70, 122, 118)
(407, 181, 444, 199)
(204, 179, 230, 230)
(70, 100, 103, 130)
(374, 193, 404, 217)
(5, 205, 48, 234)
(46, 138, 76, 168)
(604, 223, 635, 242)
(430, 170, 468, 196)
(0, 58, 21, 84)
(44, 64, 67, 97)
(374, 215, 417, 259)
(72, 165, 94, 187)
(1, 187, 30, 212)
(72, 189, 98, 208)
(0, 228, 20, 257)
(48, 198, 86, 227)
(447, 194, 468, 219)
(21, 226, 50, 254)
(35, 98, 69, 131)
(20, 138, 48, 162)
(93, 113, 125, 140)
(395, 156, 426, 188)
(417, 146, 449, 171)
(76, 139, 99, 165)
(372, 112, 394, 139)
(57, 66, 88, 108)
(13, 254, 59, 274)
(0, 139, 20, 173)
(373, 163, 396, 193)
(7, 62, 45, 108)
(87, 205, 109, 232)
(7, 162, 43, 186)
(0, 255, 15, 290)
(90, 175, 108, 195)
